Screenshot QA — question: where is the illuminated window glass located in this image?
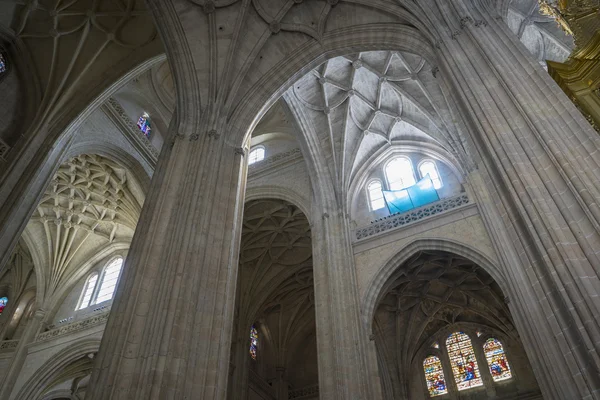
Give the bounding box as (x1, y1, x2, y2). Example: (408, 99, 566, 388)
(0, 297, 8, 314)
(77, 273, 98, 310)
(385, 157, 416, 190)
(484, 338, 512, 382)
(137, 113, 152, 137)
(250, 325, 258, 360)
(423, 356, 448, 397)
(446, 332, 483, 391)
(419, 160, 443, 189)
(248, 147, 265, 165)
(96, 258, 123, 304)
(0, 53, 6, 74)
(432, 342, 440, 349)
(367, 180, 385, 210)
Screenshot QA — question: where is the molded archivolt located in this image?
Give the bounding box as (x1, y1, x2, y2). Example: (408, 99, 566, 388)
(369, 249, 541, 399)
(231, 198, 318, 399)
(13, 339, 100, 400)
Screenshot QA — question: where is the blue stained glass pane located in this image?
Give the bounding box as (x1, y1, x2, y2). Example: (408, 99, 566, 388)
(137, 113, 152, 137)
(383, 176, 439, 214)
(0, 54, 6, 74)
(407, 176, 439, 208)
(0, 297, 7, 314)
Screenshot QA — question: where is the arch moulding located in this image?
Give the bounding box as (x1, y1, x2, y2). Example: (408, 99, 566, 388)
(361, 237, 505, 329)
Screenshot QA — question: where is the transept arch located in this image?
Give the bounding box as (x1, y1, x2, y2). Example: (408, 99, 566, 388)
(13, 339, 100, 400)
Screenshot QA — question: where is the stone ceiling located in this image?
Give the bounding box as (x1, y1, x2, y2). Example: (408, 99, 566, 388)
(23, 154, 143, 309)
(287, 50, 466, 193)
(374, 251, 515, 367)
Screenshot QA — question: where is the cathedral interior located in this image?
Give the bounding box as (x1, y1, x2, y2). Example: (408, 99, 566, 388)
(0, 0, 599, 399)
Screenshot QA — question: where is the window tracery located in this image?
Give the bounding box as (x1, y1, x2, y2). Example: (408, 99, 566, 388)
(76, 257, 124, 310)
(483, 338, 512, 382)
(423, 355, 447, 397)
(385, 157, 416, 190)
(137, 112, 152, 137)
(419, 160, 442, 189)
(367, 180, 385, 210)
(446, 332, 483, 391)
(77, 273, 98, 310)
(250, 325, 258, 360)
(96, 258, 124, 304)
(248, 146, 265, 165)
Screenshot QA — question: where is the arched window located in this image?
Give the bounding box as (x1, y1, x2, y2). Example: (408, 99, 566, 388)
(419, 160, 443, 189)
(446, 332, 483, 391)
(137, 112, 152, 137)
(96, 258, 124, 304)
(423, 355, 448, 397)
(483, 338, 512, 382)
(77, 273, 98, 310)
(0, 297, 8, 314)
(249, 325, 259, 360)
(367, 180, 385, 210)
(385, 157, 416, 190)
(0, 53, 6, 74)
(248, 146, 265, 165)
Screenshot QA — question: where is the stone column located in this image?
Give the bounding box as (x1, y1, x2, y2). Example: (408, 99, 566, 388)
(0, 308, 45, 400)
(86, 127, 247, 399)
(430, 1, 600, 398)
(311, 209, 383, 399)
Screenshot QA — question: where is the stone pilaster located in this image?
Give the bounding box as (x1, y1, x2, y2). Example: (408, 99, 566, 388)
(311, 209, 383, 399)
(0, 309, 45, 400)
(85, 128, 247, 399)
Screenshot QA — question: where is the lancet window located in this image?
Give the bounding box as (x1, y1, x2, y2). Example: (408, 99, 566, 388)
(419, 160, 442, 189)
(423, 355, 448, 397)
(483, 338, 512, 381)
(422, 331, 514, 397)
(0, 53, 6, 74)
(385, 157, 416, 190)
(367, 180, 385, 210)
(250, 325, 259, 360)
(0, 297, 7, 314)
(446, 332, 484, 391)
(137, 112, 152, 137)
(248, 146, 265, 165)
(76, 257, 124, 310)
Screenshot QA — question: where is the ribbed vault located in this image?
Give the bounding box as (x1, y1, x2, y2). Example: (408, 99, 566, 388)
(287, 50, 468, 194)
(374, 251, 515, 369)
(233, 198, 317, 395)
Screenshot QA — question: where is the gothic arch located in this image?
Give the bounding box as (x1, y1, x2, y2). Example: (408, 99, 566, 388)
(245, 186, 311, 223)
(14, 339, 100, 400)
(361, 238, 505, 328)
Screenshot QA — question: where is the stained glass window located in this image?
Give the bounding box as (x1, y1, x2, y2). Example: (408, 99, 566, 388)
(385, 157, 416, 191)
(77, 273, 98, 310)
(432, 342, 440, 349)
(484, 338, 512, 382)
(367, 180, 385, 210)
(250, 325, 258, 360)
(446, 332, 483, 391)
(0, 53, 6, 74)
(419, 160, 443, 189)
(423, 356, 448, 397)
(248, 146, 265, 165)
(137, 113, 152, 137)
(96, 258, 123, 304)
(0, 297, 8, 314)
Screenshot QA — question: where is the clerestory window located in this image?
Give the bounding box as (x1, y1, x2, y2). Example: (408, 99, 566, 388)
(248, 146, 265, 165)
(367, 180, 385, 210)
(385, 157, 416, 191)
(76, 257, 124, 310)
